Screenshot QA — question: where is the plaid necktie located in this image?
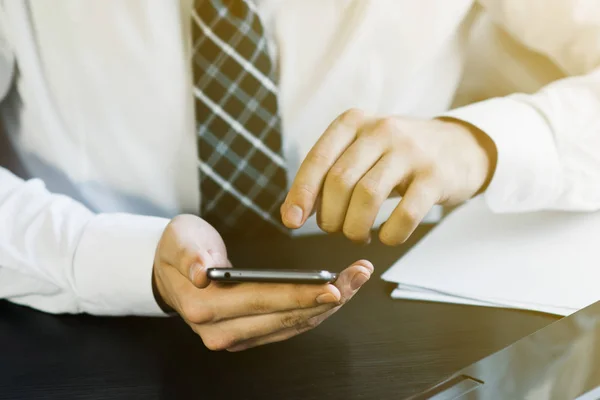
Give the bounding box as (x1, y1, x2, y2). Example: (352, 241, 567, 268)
(192, 0, 288, 237)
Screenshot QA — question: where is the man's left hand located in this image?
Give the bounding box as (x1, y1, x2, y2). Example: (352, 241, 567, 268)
(280, 110, 497, 245)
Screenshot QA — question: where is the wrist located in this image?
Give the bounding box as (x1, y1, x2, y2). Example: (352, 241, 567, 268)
(152, 267, 177, 315)
(437, 117, 498, 195)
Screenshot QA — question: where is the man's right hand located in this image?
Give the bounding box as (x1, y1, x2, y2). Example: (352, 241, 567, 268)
(153, 215, 373, 352)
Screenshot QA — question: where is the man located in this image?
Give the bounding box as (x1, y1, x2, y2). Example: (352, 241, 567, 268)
(0, 0, 599, 353)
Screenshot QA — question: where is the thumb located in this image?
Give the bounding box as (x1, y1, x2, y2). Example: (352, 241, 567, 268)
(280, 193, 321, 228)
(334, 259, 374, 300)
(186, 249, 232, 288)
(159, 215, 230, 288)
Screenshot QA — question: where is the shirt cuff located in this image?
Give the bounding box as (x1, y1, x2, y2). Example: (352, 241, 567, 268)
(441, 96, 562, 213)
(72, 213, 171, 316)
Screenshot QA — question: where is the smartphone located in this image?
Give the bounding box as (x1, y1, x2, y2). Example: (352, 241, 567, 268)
(206, 268, 338, 284)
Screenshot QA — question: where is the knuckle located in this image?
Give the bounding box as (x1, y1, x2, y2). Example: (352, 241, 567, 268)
(395, 135, 417, 152)
(339, 108, 365, 126)
(203, 334, 235, 351)
(165, 216, 182, 233)
(280, 312, 306, 330)
(397, 206, 420, 226)
(422, 165, 444, 187)
(178, 250, 197, 272)
(379, 230, 402, 247)
(166, 214, 193, 235)
(420, 184, 441, 205)
(290, 183, 318, 209)
(376, 117, 400, 134)
(249, 293, 269, 314)
(357, 177, 383, 203)
(327, 166, 355, 191)
(305, 150, 331, 167)
(342, 224, 367, 243)
(319, 219, 342, 234)
(181, 301, 214, 325)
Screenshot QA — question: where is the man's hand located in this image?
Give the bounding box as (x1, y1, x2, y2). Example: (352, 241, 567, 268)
(153, 214, 373, 351)
(281, 110, 497, 245)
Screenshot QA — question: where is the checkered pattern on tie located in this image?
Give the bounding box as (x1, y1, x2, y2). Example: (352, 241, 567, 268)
(192, 0, 288, 237)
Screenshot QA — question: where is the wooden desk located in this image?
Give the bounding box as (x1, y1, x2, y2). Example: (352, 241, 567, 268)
(0, 229, 558, 399)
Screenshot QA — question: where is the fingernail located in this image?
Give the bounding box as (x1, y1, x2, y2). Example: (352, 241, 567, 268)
(189, 263, 202, 283)
(356, 261, 375, 274)
(285, 204, 303, 227)
(316, 293, 338, 304)
(351, 272, 370, 290)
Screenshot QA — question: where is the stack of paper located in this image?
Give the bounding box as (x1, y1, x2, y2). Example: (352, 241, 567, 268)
(381, 197, 600, 316)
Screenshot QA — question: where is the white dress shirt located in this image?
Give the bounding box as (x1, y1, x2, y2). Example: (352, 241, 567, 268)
(0, 0, 599, 316)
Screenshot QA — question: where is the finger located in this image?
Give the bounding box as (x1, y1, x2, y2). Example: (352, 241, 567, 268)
(283, 192, 321, 220)
(199, 302, 335, 351)
(379, 176, 441, 246)
(227, 298, 347, 352)
(159, 217, 229, 288)
(161, 247, 227, 289)
(217, 260, 374, 324)
(207, 250, 233, 269)
(197, 281, 342, 323)
(318, 134, 386, 233)
(333, 259, 374, 301)
(341, 153, 412, 243)
(186, 249, 232, 288)
(158, 253, 231, 302)
(226, 323, 315, 352)
(226, 260, 375, 352)
(281, 109, 365, 229)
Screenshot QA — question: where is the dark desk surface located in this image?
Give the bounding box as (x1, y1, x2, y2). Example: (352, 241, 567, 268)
(0, 229, 559, 400)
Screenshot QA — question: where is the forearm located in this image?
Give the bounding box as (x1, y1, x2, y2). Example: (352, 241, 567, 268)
(444, 68, 600, 212)
(0, 167, 170, 315)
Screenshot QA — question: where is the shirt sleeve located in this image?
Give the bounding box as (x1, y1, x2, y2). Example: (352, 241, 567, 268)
(443, 0, 600, 213)
(0, 167, 170, 316)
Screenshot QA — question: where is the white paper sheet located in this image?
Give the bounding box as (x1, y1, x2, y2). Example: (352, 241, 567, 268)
(381, 197, 600, 317)
(391, 285, 576, 316)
